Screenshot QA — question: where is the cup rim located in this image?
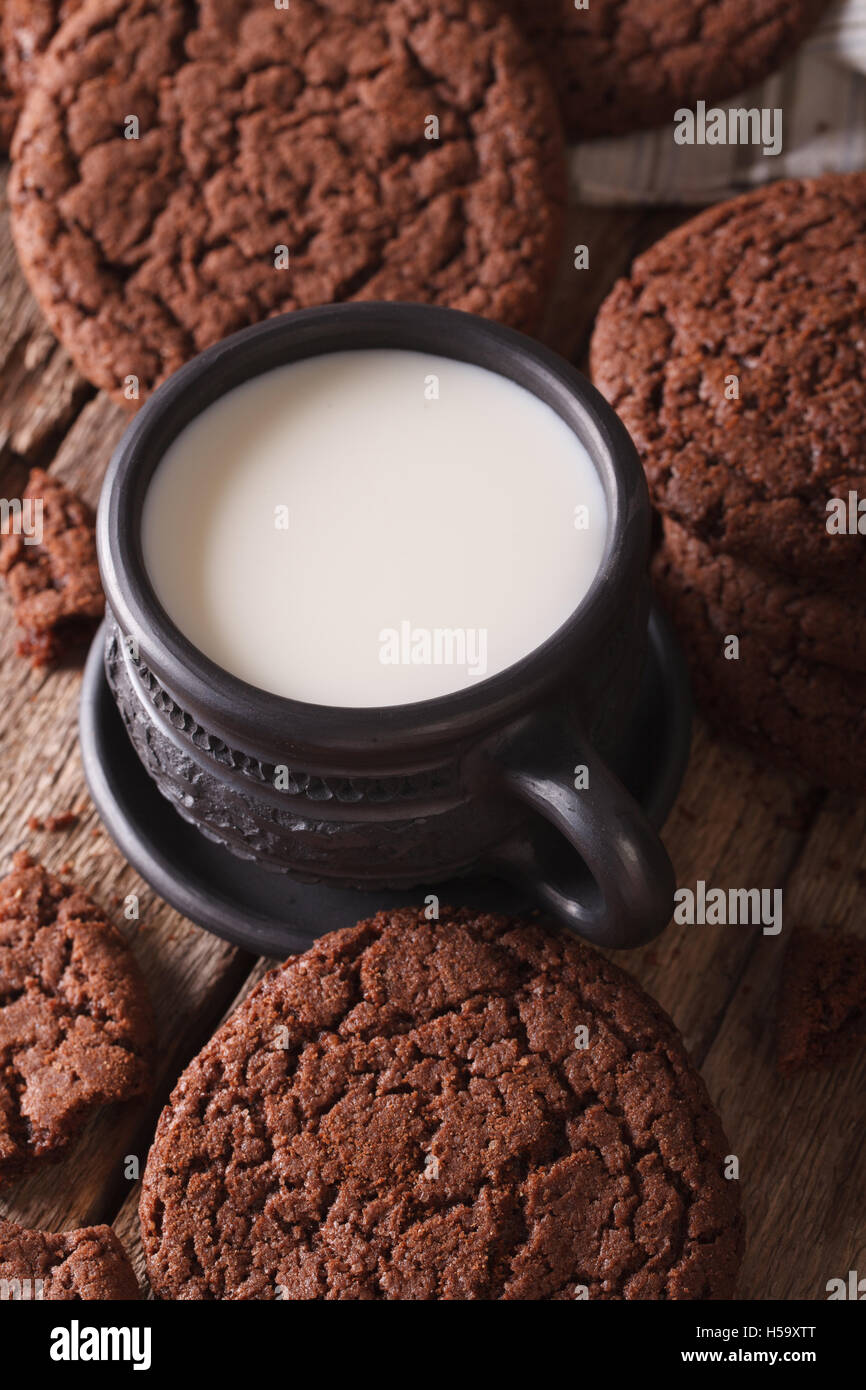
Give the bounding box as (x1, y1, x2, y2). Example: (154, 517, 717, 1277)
(97, 302, 649, 761)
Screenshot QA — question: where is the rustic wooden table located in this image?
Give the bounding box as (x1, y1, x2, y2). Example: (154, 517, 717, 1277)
(0, 176, 863, 1301)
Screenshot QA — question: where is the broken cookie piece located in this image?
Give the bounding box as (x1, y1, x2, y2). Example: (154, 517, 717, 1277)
(0, 468, 104, 666)
(0, 852, 153, 1186)
(0, 1214, 139, 1299)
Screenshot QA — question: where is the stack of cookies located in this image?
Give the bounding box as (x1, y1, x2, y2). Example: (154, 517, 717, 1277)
(590, 172, 866, 793)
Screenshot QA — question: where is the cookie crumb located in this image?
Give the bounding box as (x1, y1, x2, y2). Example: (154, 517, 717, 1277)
(0, 468, 103, 667)
(26, 810, 79, 833)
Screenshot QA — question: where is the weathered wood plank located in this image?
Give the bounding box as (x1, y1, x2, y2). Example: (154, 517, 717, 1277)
(621, 721, 821, 1065)
(701, 788, 866, 1300)
(703, 950, 866, 1301)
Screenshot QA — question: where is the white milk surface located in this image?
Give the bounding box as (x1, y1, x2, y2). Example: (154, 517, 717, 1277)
(141, 350, 608, 707)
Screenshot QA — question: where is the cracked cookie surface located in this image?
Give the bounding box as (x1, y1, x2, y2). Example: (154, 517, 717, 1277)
(0, 0, 82, 146)
(9, 0, 565, 404)
(658, 517, 866, 676)
(0, 1215, 139, 1298)
(0, 853, 153, 1187)
(591, 174, 866, 588)
(0, 468, 104, 667)
(508, 0, 822, 139)
(140, 907, 742, 1300)
(0, 58, 17, 150)
(652, 538, 866, 791)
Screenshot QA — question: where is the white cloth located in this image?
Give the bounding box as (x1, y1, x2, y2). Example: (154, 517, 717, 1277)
(569, 0, 866, 206)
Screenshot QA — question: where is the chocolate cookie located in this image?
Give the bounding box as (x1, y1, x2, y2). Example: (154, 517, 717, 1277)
(591, 175, 866, 588)
(652, 539, 866, 791)
(0, 60, 17, 151)
(10, 0, 565, 405)
(0, 467, 104, 666)
(140, 908, 742, 1300)
(0, 1215, 139, 1299)
(659, 517, 866, 675)
(0, 853, 153, 1187)
(0, 1, 82, 146)
(777, 930, 866, 1076)
(509, 0, 822, 139)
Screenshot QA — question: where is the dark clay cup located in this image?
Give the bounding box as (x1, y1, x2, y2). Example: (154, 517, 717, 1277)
(97, 302, 676, 950)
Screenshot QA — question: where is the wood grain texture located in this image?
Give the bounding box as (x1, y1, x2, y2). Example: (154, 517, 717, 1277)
(705, 788, 866, 1300)
(0, 191, 861, 1301)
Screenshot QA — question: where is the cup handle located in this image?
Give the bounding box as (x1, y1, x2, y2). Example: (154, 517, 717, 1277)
(481, 706, 675, 949)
